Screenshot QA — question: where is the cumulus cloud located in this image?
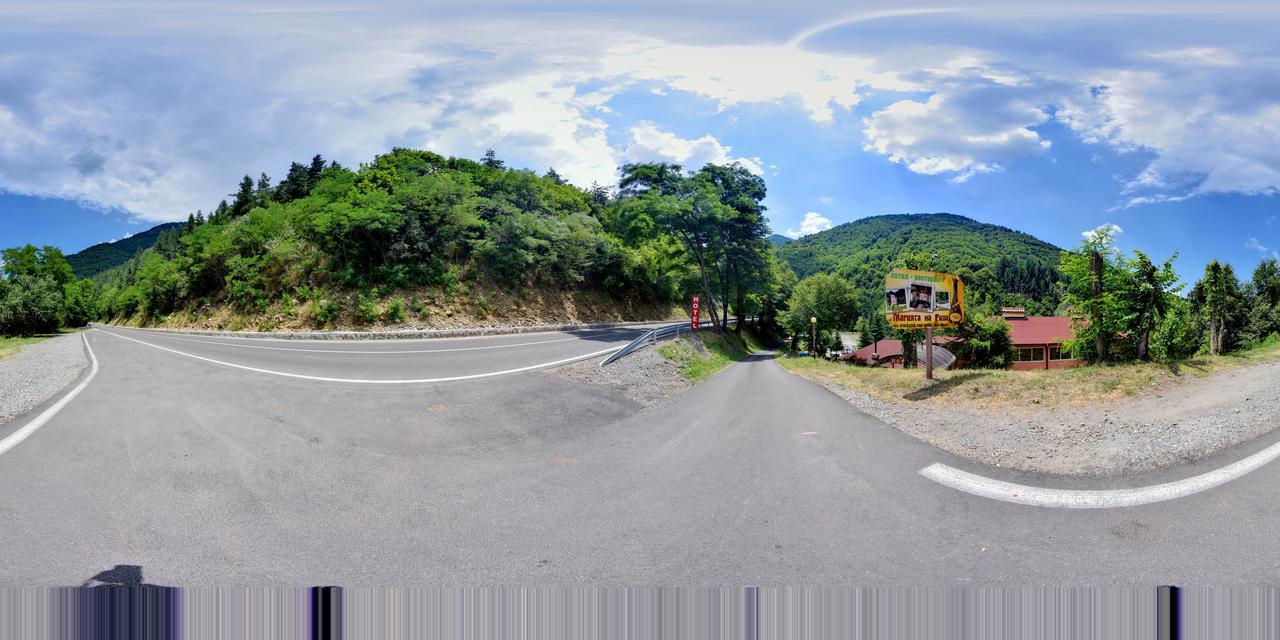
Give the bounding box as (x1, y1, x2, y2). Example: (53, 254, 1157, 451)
(622, 122, 763, 174)
(784, 211, 834, 239)
(861, 70, 1056, 183)
(1082, 223, 1123, 243)
(2, 3, 1280, 222)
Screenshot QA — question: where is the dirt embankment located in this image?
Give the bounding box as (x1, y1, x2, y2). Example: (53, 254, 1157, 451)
(782, 356, 1280, 477)
(119, 286, 685, 333)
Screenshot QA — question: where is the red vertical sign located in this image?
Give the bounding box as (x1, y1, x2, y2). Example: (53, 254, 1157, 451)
(690, 295, 700, 330)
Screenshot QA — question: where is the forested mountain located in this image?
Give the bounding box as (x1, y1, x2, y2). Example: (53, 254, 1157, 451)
(66, 222, 183, 279)
(774, 213, 1065, 313)
(767, 234, 791, 245)
(79, 149, 783, 332)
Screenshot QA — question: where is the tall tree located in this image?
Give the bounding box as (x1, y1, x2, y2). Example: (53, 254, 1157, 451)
(229, 175, 255, 218)
(254, 172, 273, 208)
(306, 154, 328, 190)
(1128, 250, 1180, 360)
(1190, 260, 1245, 355)
(481, 148, 504, 169)
(543, 167, 566, 185)
(276, 161, 311, 202)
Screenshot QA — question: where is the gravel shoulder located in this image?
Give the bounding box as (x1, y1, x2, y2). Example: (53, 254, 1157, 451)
(551, 340, 696, 409)
(0, 333, 88, 426)
(784, 357, 1280, 477)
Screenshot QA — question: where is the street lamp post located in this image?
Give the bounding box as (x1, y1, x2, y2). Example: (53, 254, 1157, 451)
(810, 317, 817, 359)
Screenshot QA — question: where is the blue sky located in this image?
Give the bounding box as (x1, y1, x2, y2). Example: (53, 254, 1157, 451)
(1, 1, 1278, 285)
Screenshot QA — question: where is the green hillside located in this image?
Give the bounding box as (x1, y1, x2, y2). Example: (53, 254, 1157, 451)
(66, 222, 182, 279)
(774, 213, 1064, 312)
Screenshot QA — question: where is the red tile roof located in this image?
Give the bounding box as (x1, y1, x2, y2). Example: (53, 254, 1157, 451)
(846, 336, 960, 363)
(1002, 316, 1076, 345)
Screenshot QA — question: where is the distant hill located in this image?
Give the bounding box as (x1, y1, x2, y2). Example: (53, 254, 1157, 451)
(774, 213, 1064, 308)
(67, 222, 183, 279)
(767, 234, 791, 246)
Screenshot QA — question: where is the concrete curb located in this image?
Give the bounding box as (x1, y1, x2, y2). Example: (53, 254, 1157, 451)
(89, 319, 681, 341)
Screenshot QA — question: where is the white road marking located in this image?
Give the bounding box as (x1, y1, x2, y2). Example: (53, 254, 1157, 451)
(0, 333, 99, 457)
(920, 438, 1280, 509)
(97, 328, 622, 384)
(136, 330, 608, 354)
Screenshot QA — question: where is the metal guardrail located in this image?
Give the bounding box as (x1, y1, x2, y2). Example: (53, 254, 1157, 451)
(599, 317, 754, 367)
(599, 322, 689, 367)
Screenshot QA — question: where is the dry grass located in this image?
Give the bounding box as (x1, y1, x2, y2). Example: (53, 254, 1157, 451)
(0, 335, 52, 361)
(778, 337, 1280, 412)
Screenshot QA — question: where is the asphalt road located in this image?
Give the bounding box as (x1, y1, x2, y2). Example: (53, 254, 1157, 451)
(3, 326, 1280, 585)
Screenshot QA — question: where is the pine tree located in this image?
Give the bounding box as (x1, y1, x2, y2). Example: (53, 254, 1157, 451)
(277, 161, 310, 202)
(229, 176, 254, 218)
(255, 172, 273, 208)
(481, 148, 505, 169)
(543, 167, 565, 185)
(307, 154, 327, 189)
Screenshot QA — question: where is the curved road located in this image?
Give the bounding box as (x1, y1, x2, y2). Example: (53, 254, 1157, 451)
(1, 326, 1279, 584)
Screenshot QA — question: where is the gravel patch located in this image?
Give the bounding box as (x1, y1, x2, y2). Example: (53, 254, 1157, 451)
(0, 334, 89, 426)
(551, 340, 695, 408)
(789, 359, 1280, 477)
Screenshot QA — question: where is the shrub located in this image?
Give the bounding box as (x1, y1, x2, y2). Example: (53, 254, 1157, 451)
(384, 296, 407, 323)
(356, 292, 380, 324)
(0, 276, 63, 335)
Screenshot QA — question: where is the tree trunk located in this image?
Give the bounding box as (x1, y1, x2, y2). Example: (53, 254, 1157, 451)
(1089, 250, 1106, 360)
(734, 265, 746, 337)
(1208, 315, 1218, 356)
(693, 249, 722, 334)
(1137, 328, 1150, 360)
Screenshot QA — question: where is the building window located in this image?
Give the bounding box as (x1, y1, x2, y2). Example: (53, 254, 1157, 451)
(1048, 346, 1067, 361)
(1015, 347, 1045, 362)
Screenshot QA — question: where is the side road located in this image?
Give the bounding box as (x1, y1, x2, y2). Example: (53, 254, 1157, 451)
(0, 334, 87, 426)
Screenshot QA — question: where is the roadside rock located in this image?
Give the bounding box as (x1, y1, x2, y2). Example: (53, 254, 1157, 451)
(0, 334, 88, 426)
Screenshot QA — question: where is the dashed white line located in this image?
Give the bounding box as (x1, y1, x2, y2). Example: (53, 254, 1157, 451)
(97, 328, 623, 384)
(0, 333, 99, 458)
(920, 438, 1280, 509)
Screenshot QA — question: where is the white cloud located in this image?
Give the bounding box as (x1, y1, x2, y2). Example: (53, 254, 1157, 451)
(861, 71, 1055, 183)
(818, 196, 834, 204)
(784, 211, 834, 239)
(1246, 237, 1270, 253)
(622, 122, 763, 174)
(1082, 223, 1123, 242)
(3, 4, 1280, 223)
(600, 40, 912, 124)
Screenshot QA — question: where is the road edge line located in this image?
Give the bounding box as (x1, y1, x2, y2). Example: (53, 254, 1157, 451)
(0, 333, 100, 458)
(96, 328, 622, 384)
(920, 435, 1280, 508)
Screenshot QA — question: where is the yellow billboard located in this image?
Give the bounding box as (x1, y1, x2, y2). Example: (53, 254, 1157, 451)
(884, 269, 965, 329)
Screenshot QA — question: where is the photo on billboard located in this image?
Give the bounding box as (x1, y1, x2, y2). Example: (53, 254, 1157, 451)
(909, 283, 933, 311)
(886, 287, 907, 311)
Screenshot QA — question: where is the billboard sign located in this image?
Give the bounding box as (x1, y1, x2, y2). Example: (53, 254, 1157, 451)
(885, 269, 965, 329)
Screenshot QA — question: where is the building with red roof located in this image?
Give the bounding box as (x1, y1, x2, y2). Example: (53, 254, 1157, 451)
(841, 308, 1084, 371)
(999, 308, 1084, 371)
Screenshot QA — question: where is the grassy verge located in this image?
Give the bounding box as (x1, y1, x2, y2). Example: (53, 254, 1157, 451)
(0, 335, 52, 361)
(657, 330, 759, 383)
(777, 336, 1280, 411)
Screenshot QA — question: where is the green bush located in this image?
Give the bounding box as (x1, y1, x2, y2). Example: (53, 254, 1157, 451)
(384, 296, 407, 323)
(0, 276, 64, 335)
(356, 292, 380, 324)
